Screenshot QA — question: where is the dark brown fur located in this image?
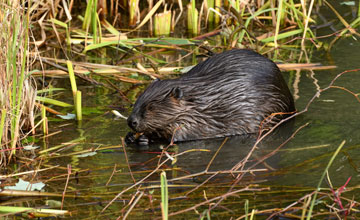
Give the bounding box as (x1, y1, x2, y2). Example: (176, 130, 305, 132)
(127, 49, 295, 142)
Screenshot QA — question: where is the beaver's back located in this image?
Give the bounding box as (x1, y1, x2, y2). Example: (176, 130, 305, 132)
(127, 49, 295, 142)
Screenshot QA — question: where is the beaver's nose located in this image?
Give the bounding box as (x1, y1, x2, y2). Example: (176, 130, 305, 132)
(127, 115, 139, 131)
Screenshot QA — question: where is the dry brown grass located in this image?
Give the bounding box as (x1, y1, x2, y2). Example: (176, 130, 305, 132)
(0, 1, 36, 165)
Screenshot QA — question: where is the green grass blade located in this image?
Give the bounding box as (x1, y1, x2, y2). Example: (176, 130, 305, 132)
(42, 105, 47, 135)
(35, 97, 73, 108)
(75, 91, 82, 121)
(161, 171, 168, 220)
(260, 29, 303, 43)
(0, 109, 7, 146)
(306, 140, 346, 220)
(66, 61, 77, 96)
(49, 18, 67, 28)
(274, 0, 284, 48)
(244, 199, 249, 220)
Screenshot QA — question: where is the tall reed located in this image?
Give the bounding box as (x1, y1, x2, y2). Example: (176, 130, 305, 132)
(187, 1, 199, 35)
(154, 6, 172, 36)
(0, 1, 36, 164)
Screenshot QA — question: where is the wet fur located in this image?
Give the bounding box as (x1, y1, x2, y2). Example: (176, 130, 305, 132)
(128, 49, 295, 142)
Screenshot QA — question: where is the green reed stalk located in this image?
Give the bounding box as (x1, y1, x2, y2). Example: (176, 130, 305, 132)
(214, 0, 221, 26)
(192, 0, 198, 35)
(288, 0, 303, 28)
(306, 140, 346, 220)
(249, 209, 255, 220)
(160, 171, 168, 220)
(92, 0, 99, 43)
(35, 97, 73, 108)
(75, 91, 82, 121)
(66, 61, 77, 97)
(187, 1, 199, 35)
(274, 0, 284, 49)
(301, 0, 315, 49)
(206, 0, 215, 28)
(0, 109, 6, 146)
(82, 0, 101, 44)
(228, 0, 241, 11)
(41, 105, 48, 135)
(244, 199, 249, 220)
(200, 209, 211, 220)
(83, 0, 94, 30)
(129, 0, 139, 26)
(236, 0, 240, 11)
(154, 9, 172, 36)
(9, 15, 20, 143)
(66, 61, 82, 121)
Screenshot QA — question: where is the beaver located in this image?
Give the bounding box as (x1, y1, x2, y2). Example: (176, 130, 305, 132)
(127, 49, 295, 143)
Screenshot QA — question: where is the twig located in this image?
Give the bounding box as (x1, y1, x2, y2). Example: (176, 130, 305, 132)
(205, 137, 228, 172)
(120, 191, 144, 220)
(122, 137, 136, 184)
(166, 187, 268, 218)
(169, 169, 267, 182)
(100, 149, 202, 214)
(106, 164, 117, 186)
(0, 166, 59, 179)
(61, 164, 71, 210)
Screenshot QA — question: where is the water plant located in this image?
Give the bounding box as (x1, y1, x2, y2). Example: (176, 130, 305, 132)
(0, 0, 36, 163)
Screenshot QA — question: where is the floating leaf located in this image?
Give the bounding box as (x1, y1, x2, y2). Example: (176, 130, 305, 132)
(5, 179, 45, 191)
(76, 152, 97, 158)
(340, 1, 355, 6)
(57, 113, 76, 120)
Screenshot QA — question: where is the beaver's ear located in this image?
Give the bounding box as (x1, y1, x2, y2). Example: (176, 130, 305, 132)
(171, 87, 183, 99)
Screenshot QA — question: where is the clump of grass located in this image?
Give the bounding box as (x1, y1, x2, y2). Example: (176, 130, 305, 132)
(83, 0, 102, 44)
(0, 1, 36, 164)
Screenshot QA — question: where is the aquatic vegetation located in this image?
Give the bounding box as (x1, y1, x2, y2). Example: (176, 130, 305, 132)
(0, 1, 36, 163)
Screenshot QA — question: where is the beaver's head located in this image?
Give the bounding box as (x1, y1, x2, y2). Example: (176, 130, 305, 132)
(127, 79, 188, 139)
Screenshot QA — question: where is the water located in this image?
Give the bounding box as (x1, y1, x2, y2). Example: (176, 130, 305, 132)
(30, 36, 360, 219)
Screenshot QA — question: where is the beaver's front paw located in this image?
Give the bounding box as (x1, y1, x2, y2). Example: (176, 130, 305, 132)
(125, 132, 137, 144)
(137, 134, 149, 146)
(125, 132, 150, 146)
